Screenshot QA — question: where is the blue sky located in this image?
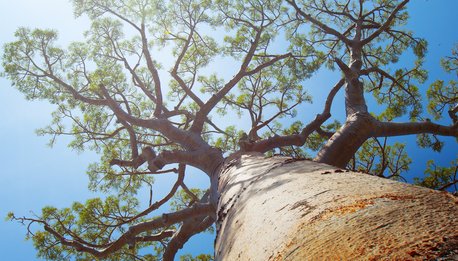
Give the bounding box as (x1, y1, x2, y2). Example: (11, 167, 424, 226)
(0, 0, 457, 260)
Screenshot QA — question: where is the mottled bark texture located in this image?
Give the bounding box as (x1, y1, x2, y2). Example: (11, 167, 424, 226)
(215, 153, 458, 260)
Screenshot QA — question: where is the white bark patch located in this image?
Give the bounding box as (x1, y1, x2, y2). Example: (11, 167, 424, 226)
(215, 154, 458, 260)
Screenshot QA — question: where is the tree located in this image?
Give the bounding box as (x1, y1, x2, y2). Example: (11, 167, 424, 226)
(2, 0, 457, 260)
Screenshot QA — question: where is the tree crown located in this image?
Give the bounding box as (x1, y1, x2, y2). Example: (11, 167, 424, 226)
(2, 0, 457, 259)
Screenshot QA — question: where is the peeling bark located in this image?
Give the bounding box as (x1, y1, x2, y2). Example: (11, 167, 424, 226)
(215, 154, 458, 260)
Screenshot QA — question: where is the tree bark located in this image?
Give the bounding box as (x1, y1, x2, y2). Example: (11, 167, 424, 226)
(215, 153, 458, 260)
(315, 112, 375, 168)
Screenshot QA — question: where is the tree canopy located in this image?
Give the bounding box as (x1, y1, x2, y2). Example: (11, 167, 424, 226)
(2, 0, 457, 260)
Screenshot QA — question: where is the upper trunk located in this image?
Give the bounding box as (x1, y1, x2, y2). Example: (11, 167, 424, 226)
(315, 112, 375, 168)
(215, 153, 458, 260)
(315, 44, 371, 168)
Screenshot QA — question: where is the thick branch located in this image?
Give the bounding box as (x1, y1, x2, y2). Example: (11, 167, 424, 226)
(111, 145, 223, 176)
(163, 216, 214, 261)
(374, 120, 458, 138)
(315, 112, 376, 168)
(335, 57, 354, 78)
(245, 113, 327, 153)
(149, 149, 224, 175)
(98, 84, 207, 150)
(449, 104, 458, 123)
(316, 127, 334, 139)
(163, 191, 214, 261)
(110, 146, 155, 168)
(44, 203, 214, 259)
(134, 230, 175, 243)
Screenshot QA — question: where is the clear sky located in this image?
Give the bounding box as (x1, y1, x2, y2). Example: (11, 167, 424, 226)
(0, 0, 457, 260)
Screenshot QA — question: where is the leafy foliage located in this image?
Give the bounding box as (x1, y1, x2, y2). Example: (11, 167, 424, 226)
(180, 253, 214, 261)
(427, 44, 458, 121)
(414, 159, 458, 192)
(350, 138, 412, 180)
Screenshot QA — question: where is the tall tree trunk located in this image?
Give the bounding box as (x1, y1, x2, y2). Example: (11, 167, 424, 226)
(215, 153, 458, 260)
(314, 112, 375, 168)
